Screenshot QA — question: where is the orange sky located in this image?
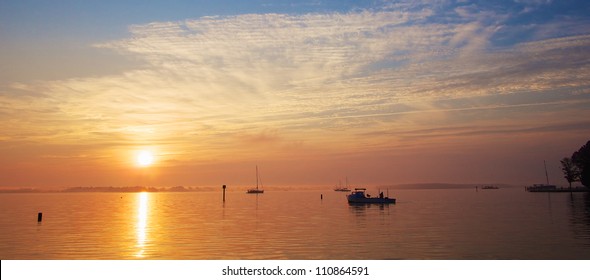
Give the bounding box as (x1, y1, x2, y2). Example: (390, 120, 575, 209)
(1, 2, 590, 188)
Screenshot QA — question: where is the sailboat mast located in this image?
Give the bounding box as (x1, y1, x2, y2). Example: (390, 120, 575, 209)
(544, 160, 549, 185)
(256, 165, 259, 190)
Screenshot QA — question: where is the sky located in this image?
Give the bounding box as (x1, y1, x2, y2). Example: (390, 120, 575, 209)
(1, 0, 590, 189)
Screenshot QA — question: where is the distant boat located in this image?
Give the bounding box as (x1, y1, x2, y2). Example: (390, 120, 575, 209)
(526, 184, 558, 192)
(246, 166, 264, 194)
(334, 178, 351, 192)
(525, 160, 560, 192)
(481, 185, 499, 189)
(347, 188, 395, 204)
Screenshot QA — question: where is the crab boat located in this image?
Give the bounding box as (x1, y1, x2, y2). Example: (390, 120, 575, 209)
(347, 188, 396, 204)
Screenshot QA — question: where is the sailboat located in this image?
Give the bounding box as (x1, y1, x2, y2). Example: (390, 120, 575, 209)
(246, 166, 264, 194)
(526, 160, 557, 192)
(334, 177, 351, 192)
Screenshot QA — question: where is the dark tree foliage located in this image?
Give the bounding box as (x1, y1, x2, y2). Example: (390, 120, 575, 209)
(560, 157, 580, 188)
(572, 140, 590, 187)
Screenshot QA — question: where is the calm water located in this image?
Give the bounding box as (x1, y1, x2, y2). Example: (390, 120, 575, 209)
(1, 187, 590, 259)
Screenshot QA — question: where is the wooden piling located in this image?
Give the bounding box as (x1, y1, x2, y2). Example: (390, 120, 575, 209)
(222, 185, 226, 202)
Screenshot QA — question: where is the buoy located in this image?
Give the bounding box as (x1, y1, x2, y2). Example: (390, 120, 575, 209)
(37, 212, 43, 223)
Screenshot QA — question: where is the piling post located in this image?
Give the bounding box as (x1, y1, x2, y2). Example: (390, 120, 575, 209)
(222, 185, 226, 202)
(37, 212, 43, 223)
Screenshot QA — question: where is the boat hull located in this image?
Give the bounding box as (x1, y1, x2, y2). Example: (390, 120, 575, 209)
(347, 197, 396, 204)
(246, 189, 264, 194)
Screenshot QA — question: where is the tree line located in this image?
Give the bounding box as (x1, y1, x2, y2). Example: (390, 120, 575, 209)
(561, 140, 590, 188)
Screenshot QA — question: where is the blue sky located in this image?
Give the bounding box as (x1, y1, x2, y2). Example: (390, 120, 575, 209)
(2, 0, 589, 82)
(0, 1, 365, 40)
(1, 0, 590, 187)
(0, 0, 372, 82)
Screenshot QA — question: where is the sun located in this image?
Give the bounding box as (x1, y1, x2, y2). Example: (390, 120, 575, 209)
(136, 150, 155, 167)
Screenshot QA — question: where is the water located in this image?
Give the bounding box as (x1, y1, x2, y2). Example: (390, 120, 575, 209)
(1, 187, 589, 259)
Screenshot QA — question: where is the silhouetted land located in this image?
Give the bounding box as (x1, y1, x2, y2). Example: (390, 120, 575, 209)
(0, 183, 545, 193)
(380, 183, 516, 190)
(0, 185, 198, 193)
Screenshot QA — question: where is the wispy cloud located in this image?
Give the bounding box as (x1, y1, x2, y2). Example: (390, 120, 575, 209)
(2, 2, 589, 172)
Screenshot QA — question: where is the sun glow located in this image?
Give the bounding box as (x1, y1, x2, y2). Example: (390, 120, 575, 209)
(136, 150, 155, 167)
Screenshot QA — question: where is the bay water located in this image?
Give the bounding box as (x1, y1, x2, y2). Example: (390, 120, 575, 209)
(1, 187, 589, 259)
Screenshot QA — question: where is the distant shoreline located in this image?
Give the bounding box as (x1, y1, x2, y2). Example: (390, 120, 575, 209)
(0, 183, 536, 193)
(0, 186, 191, 193)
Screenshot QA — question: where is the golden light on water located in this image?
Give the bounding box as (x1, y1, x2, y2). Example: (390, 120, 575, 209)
(135, 192, 149, 258)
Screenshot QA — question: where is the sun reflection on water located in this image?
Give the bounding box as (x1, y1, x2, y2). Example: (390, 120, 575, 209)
(135, 192, 149, 258)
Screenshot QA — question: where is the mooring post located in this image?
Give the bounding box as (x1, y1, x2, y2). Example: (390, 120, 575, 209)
(37, 212, 43, 223)
(222, 185, 226, 202)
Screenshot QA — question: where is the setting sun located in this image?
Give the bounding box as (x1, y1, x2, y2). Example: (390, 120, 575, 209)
(136, 150, 155, 167)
